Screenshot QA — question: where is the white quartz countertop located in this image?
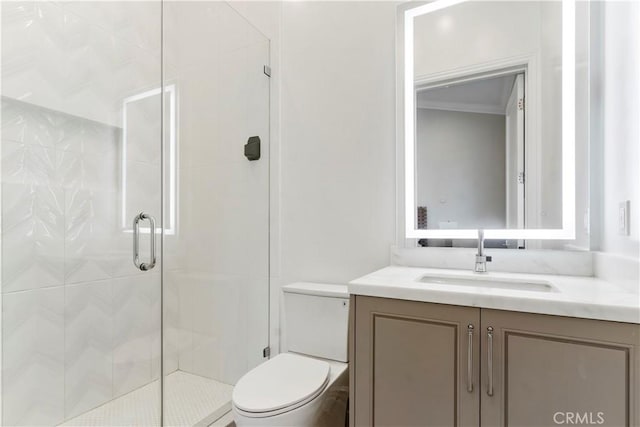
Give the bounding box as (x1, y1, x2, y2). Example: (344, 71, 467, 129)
(349, 266, 640, 324)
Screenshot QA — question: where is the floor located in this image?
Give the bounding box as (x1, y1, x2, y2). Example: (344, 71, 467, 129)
(209, 412, 235, 427)
(60, 371, 234, 427)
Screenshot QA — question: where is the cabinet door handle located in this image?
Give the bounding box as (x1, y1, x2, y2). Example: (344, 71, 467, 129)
(487, 326, 494, 397)
(467, 324, 474, 393)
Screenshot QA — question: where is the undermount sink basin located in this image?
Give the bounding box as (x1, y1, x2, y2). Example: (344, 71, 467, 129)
(418, 274, 556, 293)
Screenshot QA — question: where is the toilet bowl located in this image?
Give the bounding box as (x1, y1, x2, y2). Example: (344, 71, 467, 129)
(232, 283, 350, 426)
(232, 353, 348, 426)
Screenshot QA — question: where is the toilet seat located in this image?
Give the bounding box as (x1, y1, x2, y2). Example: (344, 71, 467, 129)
(232, 353, 331, 418)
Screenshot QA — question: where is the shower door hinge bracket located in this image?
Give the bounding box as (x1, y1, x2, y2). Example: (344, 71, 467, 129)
(263, 346, 271, 358)
(263, 65, 271, 77)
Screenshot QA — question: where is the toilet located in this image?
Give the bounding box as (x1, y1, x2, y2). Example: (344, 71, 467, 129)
(232, 282, 350, 426)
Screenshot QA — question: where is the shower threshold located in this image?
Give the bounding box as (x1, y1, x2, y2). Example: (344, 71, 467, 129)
(59, 371, 233, 427)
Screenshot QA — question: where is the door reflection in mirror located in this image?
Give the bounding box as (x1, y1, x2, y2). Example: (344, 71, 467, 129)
(416, 72, 525, 237)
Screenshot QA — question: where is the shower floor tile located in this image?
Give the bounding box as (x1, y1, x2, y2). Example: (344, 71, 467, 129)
(59, 371, 234, 427)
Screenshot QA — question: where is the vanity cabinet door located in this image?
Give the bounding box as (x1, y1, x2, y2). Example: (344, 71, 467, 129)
(480, 309, 640, 427)
(352, 296, 480, 427)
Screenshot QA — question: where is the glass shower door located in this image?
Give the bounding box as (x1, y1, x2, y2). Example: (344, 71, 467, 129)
(162, 2, 271, 424)
(1, 2, 163, 425)
(2, 1, 270, 424)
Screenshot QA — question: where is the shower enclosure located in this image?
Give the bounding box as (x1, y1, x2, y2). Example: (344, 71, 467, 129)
(0, 1, 270, 425)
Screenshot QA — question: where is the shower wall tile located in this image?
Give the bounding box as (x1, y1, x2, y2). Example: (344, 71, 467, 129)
(177, 274, 195, 373)
(53, 115, 86, 153)
(1, 97, 123, 294)
(149, 272, 164, 379)
(216, 48, 248, 161)
(57, 119, 120, 156)
(245, 277, 270, 372)
(111, 233, 147, 279)
(160, 269, 181, 376)
(162, 1, 222, 71)
(179, 247, 267, 368)
(2, 1, 161, 127)
(112, 274, 153, 397)
(58, 1, 162, 54)
(2, 286, 65, 426)
(1, 140, 28, 183)
(57, 149, 83, 188)
(58, 145, 117, 192)
(178, 330, 195, 374)
(0, 98, 120, 160)
(64, 188, 116, 284)
(124, 160, 161, 220)
(125, 92, 162, 165)
(185, 162, 268, 278)
(1, 140, 60, 185)
(163, 235, 187, 272)
(64, 280, 113, 419)
(0, 97, 62, 147)
(189, 275, 248, 385)
(190, 332, 220, 382)
(79, 149, 118, 192)
(1, 182, 65, 292)
(2, 0, 165, 422)
(112, 231, 162, 279)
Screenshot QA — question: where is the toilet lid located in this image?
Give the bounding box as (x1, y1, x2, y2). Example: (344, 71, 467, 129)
(232, 353, 330, 414)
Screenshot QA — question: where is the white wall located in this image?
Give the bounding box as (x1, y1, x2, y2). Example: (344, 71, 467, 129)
(414, 1, 546, 78)
(595, 0, 640, 289)
(277, 1, 397, 349)
(601, 1, 640, 257)
(416, 108, 506, 230)
(279, 1, 396, 283)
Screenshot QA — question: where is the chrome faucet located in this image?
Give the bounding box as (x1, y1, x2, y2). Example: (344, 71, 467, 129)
(474, 230, 492, 273)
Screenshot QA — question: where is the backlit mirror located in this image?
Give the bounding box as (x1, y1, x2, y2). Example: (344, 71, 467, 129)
(403, 0, 576, 245)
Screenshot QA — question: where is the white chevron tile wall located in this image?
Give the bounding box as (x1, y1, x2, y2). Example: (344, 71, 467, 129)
(2, 287, 65, 426)
(1, 1, 171, 425)
(64, 281, 114, 419)
(0, 96, 169, 425)
(64, 188, 116, 284)
(112, 274, 154, 398)
(1, 182, 66, 292)
(1, 2, 161, 127)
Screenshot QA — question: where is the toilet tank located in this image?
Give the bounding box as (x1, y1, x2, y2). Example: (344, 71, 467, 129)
(283, 282, 349, 362)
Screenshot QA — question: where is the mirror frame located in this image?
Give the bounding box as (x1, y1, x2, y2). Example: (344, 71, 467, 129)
(402, 0, 576, 240)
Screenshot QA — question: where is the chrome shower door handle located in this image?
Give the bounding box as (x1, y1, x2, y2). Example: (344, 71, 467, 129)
(133, 212, 157, 271)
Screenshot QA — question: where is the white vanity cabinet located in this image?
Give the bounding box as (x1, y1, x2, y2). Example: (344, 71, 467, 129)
(350, 296, 640, 427)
